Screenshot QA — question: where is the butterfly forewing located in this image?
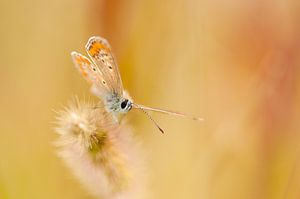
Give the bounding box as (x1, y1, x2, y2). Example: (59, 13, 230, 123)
(85, 36, 124, 96)
(71, 51, 111, 97)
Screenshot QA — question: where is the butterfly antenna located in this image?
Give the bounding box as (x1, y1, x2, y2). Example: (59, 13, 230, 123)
(135, 104, 203, 121)
(132, 104, 164, 134)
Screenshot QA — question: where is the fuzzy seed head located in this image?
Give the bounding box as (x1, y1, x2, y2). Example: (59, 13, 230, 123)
(54, 98, 146, 199)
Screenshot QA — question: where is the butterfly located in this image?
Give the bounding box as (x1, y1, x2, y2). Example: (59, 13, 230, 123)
(71, 36, 202, 133)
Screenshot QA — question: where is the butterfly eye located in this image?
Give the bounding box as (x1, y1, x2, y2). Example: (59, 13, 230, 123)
(121, 99, 128, 109)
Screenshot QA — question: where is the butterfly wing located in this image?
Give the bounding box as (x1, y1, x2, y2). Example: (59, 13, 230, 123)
(71, 51, 111, 98)
(85, 36, 124, 96)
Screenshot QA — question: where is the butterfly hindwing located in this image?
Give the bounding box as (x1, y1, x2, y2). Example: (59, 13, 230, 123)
(71, 51, 110, 97)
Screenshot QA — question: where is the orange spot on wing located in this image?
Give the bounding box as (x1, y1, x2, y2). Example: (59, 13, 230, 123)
(88, 42, 109, 57)
(75, 56, 90, 66)
(81, 71, 88, 77)
(74, 56, 91, 79)
(75, 57, 81, 63)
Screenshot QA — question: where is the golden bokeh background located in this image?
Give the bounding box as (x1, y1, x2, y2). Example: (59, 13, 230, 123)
(1, 0, 300, 198)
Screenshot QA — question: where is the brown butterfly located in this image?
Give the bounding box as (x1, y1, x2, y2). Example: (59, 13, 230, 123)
(71, 36, 202, 133)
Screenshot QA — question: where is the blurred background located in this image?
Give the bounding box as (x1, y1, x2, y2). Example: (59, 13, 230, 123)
(0, 0, 300, 198)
